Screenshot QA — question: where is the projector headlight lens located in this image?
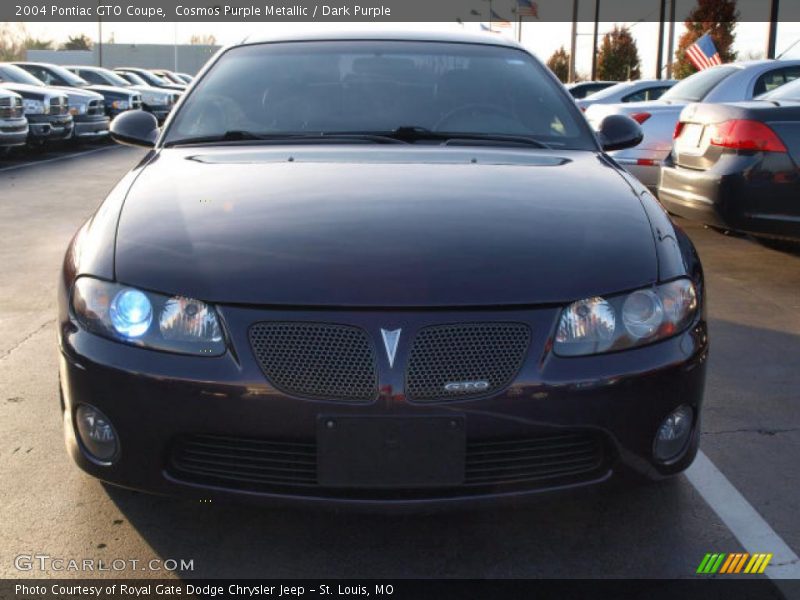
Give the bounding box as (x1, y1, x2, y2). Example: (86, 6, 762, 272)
(110, 289, 152, 338)
(554, 278, 699, 356)
(71, 277, 226, 356)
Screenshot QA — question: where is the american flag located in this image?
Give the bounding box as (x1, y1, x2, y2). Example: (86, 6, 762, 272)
(686, 33, 723, 71)
(517, 0, 538, 17)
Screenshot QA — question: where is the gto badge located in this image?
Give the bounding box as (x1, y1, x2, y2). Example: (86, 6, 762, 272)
(380, 328, 401, 368)
(444, 381, 491, 392)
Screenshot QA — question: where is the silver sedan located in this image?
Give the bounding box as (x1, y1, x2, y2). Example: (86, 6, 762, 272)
(585, 60, 800, 194)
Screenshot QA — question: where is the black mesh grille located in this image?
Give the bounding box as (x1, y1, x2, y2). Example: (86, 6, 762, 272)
(249, 322, 378, 402)
(406, 323, 531, 402)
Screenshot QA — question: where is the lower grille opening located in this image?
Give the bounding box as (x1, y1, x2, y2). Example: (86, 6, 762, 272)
(168, 431, 609, 499)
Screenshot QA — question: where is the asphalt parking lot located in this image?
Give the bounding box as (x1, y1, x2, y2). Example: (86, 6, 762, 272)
(0, 145, 799, 581)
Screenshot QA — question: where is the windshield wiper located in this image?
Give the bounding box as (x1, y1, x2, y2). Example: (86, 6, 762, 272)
(164, 130, 409, 147)
(381, 126, 551, 149)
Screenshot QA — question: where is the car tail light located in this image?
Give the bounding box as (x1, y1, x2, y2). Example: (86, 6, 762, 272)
(673, 122, 685, 139)
(709, 119, 787, 153)
(631, 112, 652, 124)
(636, 158, 658, 166)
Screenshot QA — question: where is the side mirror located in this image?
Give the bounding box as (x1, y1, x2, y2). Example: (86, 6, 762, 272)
(596, 114, 643, 152)
(110, 110, 159, 148)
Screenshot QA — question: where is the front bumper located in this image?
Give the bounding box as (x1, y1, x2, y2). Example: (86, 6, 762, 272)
(0, 118, 28, 147)
(27, 114, 73, 141)
(659, 155, 800, 241)
(73, 114, 110, 139)
(58, 298, 708, 507)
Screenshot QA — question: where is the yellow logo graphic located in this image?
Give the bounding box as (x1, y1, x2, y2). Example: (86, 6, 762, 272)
(696, 553, 773, 574)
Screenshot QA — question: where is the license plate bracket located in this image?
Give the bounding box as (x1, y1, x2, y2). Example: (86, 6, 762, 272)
(317, 416, 465, 488)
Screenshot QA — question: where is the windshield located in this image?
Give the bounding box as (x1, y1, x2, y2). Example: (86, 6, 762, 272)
(583, 81, 635, 100)
(759, 77, 800, 101)
(47, 64, 89, 87)
(93, 68, 131, 87)
(164, 41, 592, 149)
(661, 66, 738, 102)
(137, 71, 169, 86)
(0, 64, 45, 86)
(118, 71, 147, 86)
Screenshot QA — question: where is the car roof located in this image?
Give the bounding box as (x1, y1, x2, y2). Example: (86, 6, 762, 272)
(241, 29, 524, 50)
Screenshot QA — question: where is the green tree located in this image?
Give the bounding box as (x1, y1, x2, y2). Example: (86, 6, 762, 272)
(61, 34, 93, 51)
(24, 37, 53, 50)
(673, 0, 738, 79)
(546, 46, 570, 83)
(596, 25, 641, 81)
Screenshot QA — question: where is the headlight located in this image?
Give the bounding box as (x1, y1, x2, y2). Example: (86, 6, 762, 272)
(22, 98, 45, 115)
(111, 99, 130, 110)
(69, 103, 87, 115)
(71, 277, 226, 356)
(554, 278, 698, 357)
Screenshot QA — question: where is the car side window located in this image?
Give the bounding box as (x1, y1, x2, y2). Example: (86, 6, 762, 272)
(80, 70, 104, 85)
(622, 89, 647, 102)
(754, 70, 787, 96)
(646, 86, 670, 100)
(782, 66, 800, 85)
(24, 66, 51, 85)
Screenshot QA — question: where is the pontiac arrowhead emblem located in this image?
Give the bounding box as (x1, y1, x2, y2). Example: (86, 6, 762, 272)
(380, 328, 401, 368)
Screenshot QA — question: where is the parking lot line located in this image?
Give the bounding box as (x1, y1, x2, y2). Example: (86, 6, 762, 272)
(686, 451, 800, 580)
(0, 145, 122, 173)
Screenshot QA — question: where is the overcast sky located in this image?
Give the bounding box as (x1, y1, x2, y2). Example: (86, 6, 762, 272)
(18, 20, 800, 79)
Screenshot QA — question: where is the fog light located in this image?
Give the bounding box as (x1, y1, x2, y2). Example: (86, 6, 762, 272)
(75, 404, 118, 462)
(654, 405, 693, 462)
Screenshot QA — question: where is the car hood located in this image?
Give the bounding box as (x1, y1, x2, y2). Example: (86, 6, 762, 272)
(86, 84, 137, 97)
(53, 86, 104, 102)
(0, 82, 56, 100)
(115, 146, 658, 307)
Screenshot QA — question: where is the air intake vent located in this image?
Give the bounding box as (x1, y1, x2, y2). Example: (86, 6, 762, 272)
(249, 322, 378, 402)
(406, 323, 530, 402)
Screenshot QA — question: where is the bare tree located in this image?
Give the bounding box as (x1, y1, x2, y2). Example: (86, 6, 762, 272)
(190, 34, 217, 46)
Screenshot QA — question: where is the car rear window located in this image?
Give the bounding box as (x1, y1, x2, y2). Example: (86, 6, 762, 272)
(165, 40, 594, 149)
(760, 77, 800, 102)
(661, 66, 738, 102)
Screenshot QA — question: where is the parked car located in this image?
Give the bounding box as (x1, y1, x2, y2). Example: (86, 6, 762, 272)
(5, 62, 108, 141)
(0, 64, 72, 144)
(585, 60, 800, 194)
(59, 31, 707, 505)
(67, 66, 178, 123)
(151, 69, 189, 86)
(659, 78, 800, 242)
(566, 81, 616, 99)
(114, 67, 186, 92)
(0, 88, 28, 152)
(15, 62, 141, 120)
(576, 79, 676, 111)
